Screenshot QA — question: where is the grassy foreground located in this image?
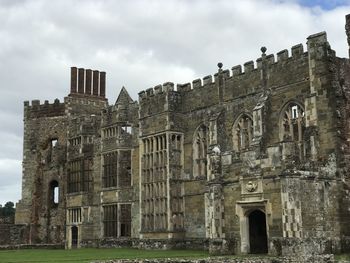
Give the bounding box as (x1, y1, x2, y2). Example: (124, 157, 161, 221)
(0, 248, 209, 263)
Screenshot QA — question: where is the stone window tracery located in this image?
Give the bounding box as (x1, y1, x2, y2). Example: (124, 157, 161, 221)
(141, 134, 168, 232)
(103, 203, 132, 238)
(120, 204, 131, 237)
(280, 103, 305, 142)
(102, 150, 131, 189)
(103, 204, 118, 237)
(233, 114, 253, 151)
(67, 158, 93, 193)
(193, 124, 209, 178)
(68, 208, 82, 224)
(103, 152, 118, 188)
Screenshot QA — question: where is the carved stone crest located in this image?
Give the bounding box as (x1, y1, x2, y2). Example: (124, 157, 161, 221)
(245, 181, 258, 192)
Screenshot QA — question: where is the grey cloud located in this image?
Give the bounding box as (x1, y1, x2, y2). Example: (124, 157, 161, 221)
(0, 159, 21, 205)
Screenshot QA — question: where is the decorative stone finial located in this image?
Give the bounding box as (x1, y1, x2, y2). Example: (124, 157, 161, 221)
(217, 62, 223, 69)
(261, 46, 267, 54)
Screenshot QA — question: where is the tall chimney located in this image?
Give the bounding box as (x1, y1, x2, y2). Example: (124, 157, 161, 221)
(346, 14, 350, 57)
(85, 69, 92, 95)
(99, 72, 106, 97)
(93, 70, 99, 96)
(78, 68, 85, 94)
(70, 67, 77, 94)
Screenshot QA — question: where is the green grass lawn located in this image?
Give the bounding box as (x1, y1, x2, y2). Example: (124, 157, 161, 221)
(335, 254, 350, 260)
(0, 248, 210, 263)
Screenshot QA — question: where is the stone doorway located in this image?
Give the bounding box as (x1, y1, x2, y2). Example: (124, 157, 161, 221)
(248, 210, 268, 254)
(71, 226, 78, 248)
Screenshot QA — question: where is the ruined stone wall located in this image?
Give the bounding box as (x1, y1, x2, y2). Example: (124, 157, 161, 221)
(65, 94, 109, 248)
(96, 89, 139, 247)
(16, 99, 68, 244)
(135, 29, 350, 256)
(0, 224, 29, 245)
(14, 15, 350, 257)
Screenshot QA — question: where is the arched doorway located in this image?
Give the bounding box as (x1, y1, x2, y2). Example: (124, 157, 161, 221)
(71, 226, 78, 248)
(248, 210, 268, 254)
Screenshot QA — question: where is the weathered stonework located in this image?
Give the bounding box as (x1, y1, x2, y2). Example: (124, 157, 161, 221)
(13, 15, 350, 257)
(92, 255, 335, 263)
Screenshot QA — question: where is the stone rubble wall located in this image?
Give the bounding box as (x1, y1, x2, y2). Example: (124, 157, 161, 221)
(92, 254, 334, 263)
(0, 216, 14, 224)
(0, 224, 29, 245)
(0, 244, 64, 250)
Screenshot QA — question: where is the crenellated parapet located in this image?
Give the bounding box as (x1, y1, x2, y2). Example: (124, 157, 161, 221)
(138, 82, 175, 101)
(138, 42, 307, 103)
(23, 98, 65, 119)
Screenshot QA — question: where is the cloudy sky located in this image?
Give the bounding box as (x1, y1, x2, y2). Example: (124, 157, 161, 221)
(0, 0, 350, 206)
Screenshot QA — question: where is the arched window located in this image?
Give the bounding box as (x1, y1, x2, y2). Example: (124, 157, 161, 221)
(280, 103, 305, 142)
(49, 180, 59, 207)
(233, 114, 253, 151)
(193, 124, 209, 178)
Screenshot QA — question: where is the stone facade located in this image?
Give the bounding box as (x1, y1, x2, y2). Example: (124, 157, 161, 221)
(14, 15, 350, 256)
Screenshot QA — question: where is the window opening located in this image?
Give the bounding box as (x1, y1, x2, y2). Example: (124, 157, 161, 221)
(51, 139, 58, 147)
(193, 124, 209, 178)
(49, 180, 59, 207)
(233, 115, 253, 151)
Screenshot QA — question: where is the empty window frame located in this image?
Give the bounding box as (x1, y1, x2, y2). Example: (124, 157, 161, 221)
(193, 124, 209, 178)
(281, 103, 305, 142)
(103, 152, 118, 188)
(68, 159, 93, 193)
(120, 204, 131, 237)
(103, 150, 131, 188)
(103, 204, 118, 237)
(233, 114, 253, 151)
(119, 150, 131, 188)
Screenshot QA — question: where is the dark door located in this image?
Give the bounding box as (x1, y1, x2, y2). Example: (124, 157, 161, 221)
(249, 210, 268, 254)
(71, 226, 78, 248)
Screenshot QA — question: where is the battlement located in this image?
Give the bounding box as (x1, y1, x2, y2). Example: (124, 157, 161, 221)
(70, 67, 106, 99)
(24, 98, 62, 107)
(138, 82, 175, 100)
(23, 98, 65, 118)
(136, 34, 325, 101)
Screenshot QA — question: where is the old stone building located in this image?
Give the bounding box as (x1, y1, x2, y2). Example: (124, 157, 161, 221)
(14, 14, 350, 255)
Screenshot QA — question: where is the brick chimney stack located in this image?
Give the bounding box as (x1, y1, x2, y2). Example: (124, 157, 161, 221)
(69, 67, 106, 99)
